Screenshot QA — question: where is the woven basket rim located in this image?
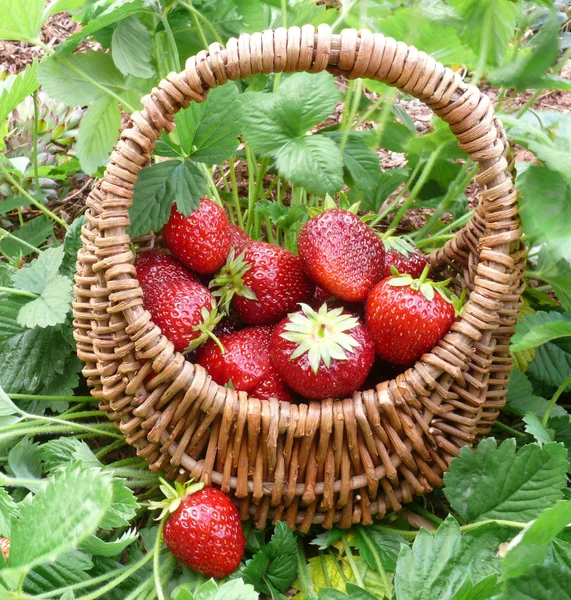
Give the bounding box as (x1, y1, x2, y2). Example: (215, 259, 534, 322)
(73, 25, 524, 529)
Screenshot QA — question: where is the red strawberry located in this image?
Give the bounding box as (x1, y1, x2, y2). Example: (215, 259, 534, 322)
(144, 278, 221, 354)
(163, 199, 231, 274)
(228, 223, 252, 254)
(211, 242, 314, 325)
(365, 266, 457, 365)
(270, 303, 375, 400)
(196, 326, 293, 401)
(382, 235, 429, 279)
(298, 209, 385, 302)
(153, 481, 245, 579)
(135, 249, 199, 293)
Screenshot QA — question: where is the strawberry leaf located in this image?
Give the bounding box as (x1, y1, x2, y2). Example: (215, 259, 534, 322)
(0, 488, 19, 538)
(0, 0, 44, 42)
(444, 439, 568, 522)
(111, 15, 154, 79)
(504, 368, 567, 419)
(498, 561, 571, 600)
(0, 60, 39, 123)
(23, 552, 93, 596)
(511, 312, 571, 353)
(0, 216, 53, 260)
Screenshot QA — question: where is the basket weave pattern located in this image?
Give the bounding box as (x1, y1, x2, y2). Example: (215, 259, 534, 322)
(73, 25, 525, 530)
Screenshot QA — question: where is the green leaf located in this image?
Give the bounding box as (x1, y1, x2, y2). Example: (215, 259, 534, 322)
(489, 15, 565, 91)
(37, 50, 128, 107)
(16, 275, 73, 328)
(394, 517, 468, 600)
(78, 529, 138, 557)
(512, 312, 571, 353)
(111, 15, 154, 79)
(523, 412, 554, 445)
(528, 342, 571, 396)
(0, 488, 19, 538)
(504, 368, 568, 419)
(212, 579, 258, 600)
(98, 479, 139, 529)
(0, 216, 53, 260)
(503, 502, 571, 580)
(361, 169, 410, 213)
(0, 0, 44, 41)
(8, 463, 113, 572)
(449, 0, 520, 67)
(274, 136, 344, 197)
(516, 166, 571, 259)
(61, 216, 86, 279)
(173, 84, 242, 164)
(533, 249, 571, 312)
(43, 0, 86, 19)
(499, 561, 571, 600)
(443, 439, 568, 522)
(354, 526, 403, 572)
(241, 93, 291, 156)
(128, 160, 206, 237)
(76, 96, 122, 176)
(0, 60, 39, 123)
(41, 438, 100, 472)
(23, 552, 93, 596)
(8, 437, 42, 492)
(450, 574, 499, 600)
(0, 295, 74, 394)
(11, 247, 63, 293)
(550, 417, 571, 461)
(458, 523, 510, 582)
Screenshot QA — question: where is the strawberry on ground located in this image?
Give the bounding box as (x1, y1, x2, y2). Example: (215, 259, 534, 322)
(270, 303, 375, 400)
(163, 198, 231, 274)
(211, 242, 314, 325)
(365, 265, 458, 365)
(196, 326, 293, 401)
(298, 208, 385, 302)
(228, 223, 252, 254)
(143, 278, 222, 354)
(135, 249, 199, 293)
(382, 235, 429, 279)
(151, 480, 245, 579)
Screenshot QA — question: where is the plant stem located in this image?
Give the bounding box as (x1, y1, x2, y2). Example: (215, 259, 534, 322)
(319, 551, 332, 588)
(0, 473, 45, 488)
(409, 502, 443, 526)
(0, 286, 38, 299)
(358, 529, 391, 598)
(340, 79, 363, 150)
(471, 2, 492, 86)
(32, 90, 41, 197)
(8, 393, 97, 403)
(542, 374, 571, 426)
(388, 145, 444, 231)
(154, 519, 166, 600)
(0, 228, 42, 253)
(459, 519, 527, 534)
(228, 159, 244, 229)
(75, 549, 155, 600)
(341, 534, 364, 588)
(0, 161, 69, 229)
(296, 538, 316, 600)
(179, 1, 224, 44)
(492, 420, 527, 439)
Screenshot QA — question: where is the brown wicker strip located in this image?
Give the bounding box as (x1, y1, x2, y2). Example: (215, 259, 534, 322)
(73, 27, 524, 530)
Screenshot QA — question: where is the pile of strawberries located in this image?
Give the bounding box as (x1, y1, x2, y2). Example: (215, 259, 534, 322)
(136, 198, 461, 403)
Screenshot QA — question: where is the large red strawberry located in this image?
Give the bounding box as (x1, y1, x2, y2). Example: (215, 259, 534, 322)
(135, 249, 199, 293)
(163, 199, 231, 274)
(298, 209, 385, 302)
(211, 242, 314, 325)
(144, 278, 221, 354)
(382, 235, 429, 279)
(152, 480, 245, 579)
(270, 303, 375, 400)
(228, 223, 252, 254)
(365, 266, 458, 365)
(196, 326, 293, 401)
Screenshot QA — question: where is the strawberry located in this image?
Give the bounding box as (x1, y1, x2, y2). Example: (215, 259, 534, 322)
(298, 209, 385, 302)
(211, 242, 314, 325)
(144, 278, 222, 354)
(196, 326, 294, 401)
(270, 303, 375, 400)
(382, 235, 429, 279)
(0, 537, 9, 562)
(365, 265, 458, 365)
(151, 480, 245, 579)
(228, 223, 252, 254)
(163, 199, 231, 274)
(135, 249, 199, 293)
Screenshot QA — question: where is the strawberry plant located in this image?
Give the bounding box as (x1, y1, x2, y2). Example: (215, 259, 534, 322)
(0, 0, 570, 599)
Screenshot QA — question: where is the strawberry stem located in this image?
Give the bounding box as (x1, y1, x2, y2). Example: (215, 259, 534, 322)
(416, 264, 431, 287)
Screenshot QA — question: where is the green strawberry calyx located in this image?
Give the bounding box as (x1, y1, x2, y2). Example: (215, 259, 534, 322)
(388, 264, 465, 315)
(185, 304, 225, 354)
(307, 194, 361, 218)
(280, 303, 362, 374)
(209, 249, 257, 314)
(149, 478, 205, 520)
(381, 231, 422, 259)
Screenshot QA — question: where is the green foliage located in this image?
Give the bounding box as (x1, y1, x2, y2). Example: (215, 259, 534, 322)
(0, 61, 39, 124)
(512, 312, 571, 353)
(0, 0, 44, 42)
(111, 15, 155, 79)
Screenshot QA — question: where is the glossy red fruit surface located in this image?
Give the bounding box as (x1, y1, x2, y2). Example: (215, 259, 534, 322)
(232, 242, 314, 325)
(228, 223, 252, 255)
(135, 249, 199, 292)
(270, 304, 375, 400)
(382, 237, 429, 279)
(365, 277, 456, 365)
(298, 209, 385, 302)
(163, 487, 245, 579)
(145, 278, 216, 353)
(163, 199, 230, 274)
(250, 367, 294, 402)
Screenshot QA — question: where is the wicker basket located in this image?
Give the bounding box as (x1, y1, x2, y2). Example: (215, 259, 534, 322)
(73, 25, 525, 531)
